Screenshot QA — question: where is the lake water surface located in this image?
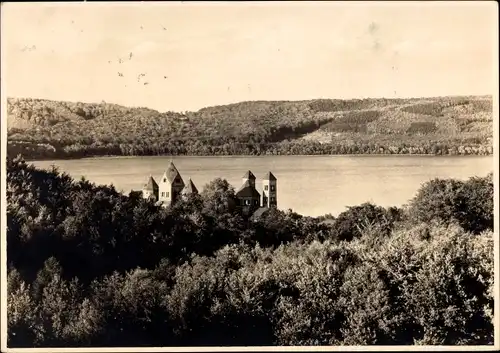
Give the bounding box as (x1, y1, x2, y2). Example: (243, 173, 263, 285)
(32, 155, 493, 217)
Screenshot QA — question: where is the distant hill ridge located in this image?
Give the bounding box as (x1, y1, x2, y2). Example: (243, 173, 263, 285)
(5, 95, 493, 160)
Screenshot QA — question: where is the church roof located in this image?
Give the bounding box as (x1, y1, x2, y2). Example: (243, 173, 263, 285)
(242, 170, 256, 180)
(163, 161, 184, 185)
(263, 171, 277, 181)
(236, 180, 261, 198)
(143, 175, 159, 191)
(182, 178, 199, 195)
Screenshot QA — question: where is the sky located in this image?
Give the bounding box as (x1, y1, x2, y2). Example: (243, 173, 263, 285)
(1, 1, 498, 112)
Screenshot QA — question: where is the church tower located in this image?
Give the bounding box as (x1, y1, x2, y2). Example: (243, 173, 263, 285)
(262, 172, 277, 208)
(158, 161, 185, 207)
(236, 170, 260, 215)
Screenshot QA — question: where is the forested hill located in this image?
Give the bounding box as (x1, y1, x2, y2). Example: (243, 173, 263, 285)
(6, 95, 493, 160)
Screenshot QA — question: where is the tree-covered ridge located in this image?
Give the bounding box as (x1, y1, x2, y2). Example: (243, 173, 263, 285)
(6, 95, 493, 159)
(6, 156, 494, 346)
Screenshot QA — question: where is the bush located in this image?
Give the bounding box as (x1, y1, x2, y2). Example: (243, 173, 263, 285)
(329, 203, 401, 242)
(375, 224, 494, 344)
(407, 174, 493, 234)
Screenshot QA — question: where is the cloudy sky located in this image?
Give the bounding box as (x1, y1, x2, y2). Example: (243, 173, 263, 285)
(1, 1, 497, 112)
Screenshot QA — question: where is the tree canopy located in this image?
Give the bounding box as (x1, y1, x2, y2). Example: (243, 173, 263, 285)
(6, 96, 493, 160)
(6, 156, 494, 347)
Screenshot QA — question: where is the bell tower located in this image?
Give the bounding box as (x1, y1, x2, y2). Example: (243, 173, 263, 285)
(262, 172, 277, 208)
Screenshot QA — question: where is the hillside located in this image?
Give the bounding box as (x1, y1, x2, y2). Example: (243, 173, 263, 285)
(5, 95, 493, 160)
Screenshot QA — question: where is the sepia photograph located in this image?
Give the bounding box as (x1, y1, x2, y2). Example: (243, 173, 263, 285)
(0, 1, 498, 351)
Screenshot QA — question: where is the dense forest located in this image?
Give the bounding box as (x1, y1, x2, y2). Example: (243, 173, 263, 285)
(6, 95, 493, 160)
(6, 155, 494, 346)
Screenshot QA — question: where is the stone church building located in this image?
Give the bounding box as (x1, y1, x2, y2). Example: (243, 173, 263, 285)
(141, 161, 277, 217)
(235, 170, 277, 216)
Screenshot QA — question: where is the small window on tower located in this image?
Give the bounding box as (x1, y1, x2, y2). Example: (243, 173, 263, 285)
(163, 178, 167, 182)
(271, 197, 275, 202)
(166, 192, 169, 197)
(264, 185, 268, 191)
(161, 192, 165, 197)
(270, 185, 275, 191)
(245, 199, 250, 205)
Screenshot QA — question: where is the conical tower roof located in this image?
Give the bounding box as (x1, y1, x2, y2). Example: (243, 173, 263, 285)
(263, 171, 277, 181)
(143, 175, 159, 191)
(182, 178, 199, 195)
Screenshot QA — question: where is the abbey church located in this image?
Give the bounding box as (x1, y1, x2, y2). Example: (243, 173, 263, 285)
(141, 161, 277, 216)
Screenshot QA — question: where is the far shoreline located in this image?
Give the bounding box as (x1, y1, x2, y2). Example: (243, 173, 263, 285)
(24, 153, 493, 163)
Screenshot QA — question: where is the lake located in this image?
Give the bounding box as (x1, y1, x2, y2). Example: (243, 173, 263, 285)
(31, 155, 494, 217)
